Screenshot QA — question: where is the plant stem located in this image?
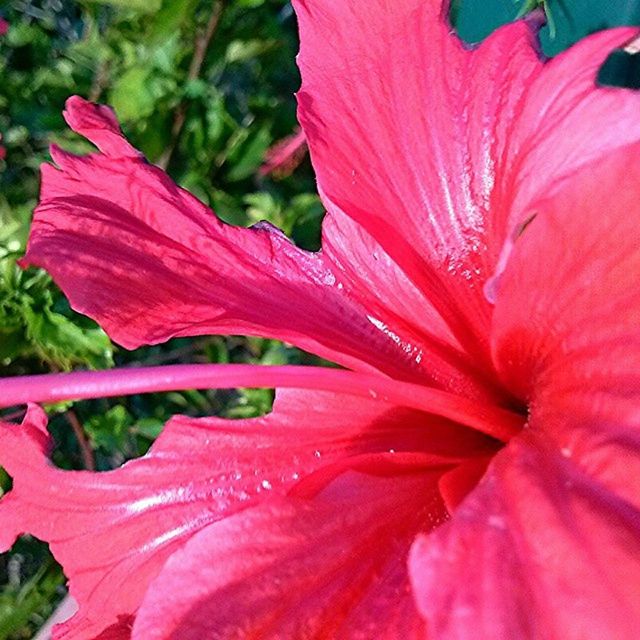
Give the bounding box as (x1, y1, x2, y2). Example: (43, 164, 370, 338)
(157, 1, 225, 170)
(66, 409, 95, 471)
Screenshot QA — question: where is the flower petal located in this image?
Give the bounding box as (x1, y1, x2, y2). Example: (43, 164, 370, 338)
(492, 143, 640, 511)
(295, 0, 640, 360)
(409, 433, 640, 639)
(321, 211, 507, 401)
(0, 392, 484, 638)
(491, 144, 640, 405)
(260, 129, 307, 176)
(133, 470, 446, 640)
(24, 97, 425, 381)
(411, 143, 640, 640)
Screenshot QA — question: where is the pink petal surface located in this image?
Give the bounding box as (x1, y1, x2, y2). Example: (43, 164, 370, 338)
(492, 145, 640, 411)
(410, 433, 640, 639)
(295, 0, 640, 362)
(492, 143, 640, 510)
(409, 146, 640, 638)
(321, 212, 505, 402)
(24, 97, 435, 382)
(0, 392, 490, 639)
(133, 471, 446, 640)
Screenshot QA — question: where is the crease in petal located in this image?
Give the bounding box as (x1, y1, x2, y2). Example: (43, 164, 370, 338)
(321, 210, 509, 402)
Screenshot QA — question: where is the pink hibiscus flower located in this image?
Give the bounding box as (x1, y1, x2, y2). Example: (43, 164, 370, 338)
(2, 1, 640, 638)
(260, 128, 307, 177)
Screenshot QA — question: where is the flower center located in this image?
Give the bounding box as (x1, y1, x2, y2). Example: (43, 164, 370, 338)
(437, 376, 529, 513)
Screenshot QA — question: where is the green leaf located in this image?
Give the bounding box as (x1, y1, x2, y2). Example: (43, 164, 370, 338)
(148, 0, 199, 44)
(226, 125, 272, 181)
(235, 0, 266, 7)
(225, 39, 276, 64)
(85, 405, 133, 452)
(110, 66, 156, 121)
(22, 304, 114, 371)
(131, 417, 165, 440)
(225, 387, 274, 418)
(0, 544, 64, 640)
(82, 0, 162, 13)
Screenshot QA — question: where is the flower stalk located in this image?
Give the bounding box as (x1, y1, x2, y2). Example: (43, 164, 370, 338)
(0, 364, 522, 441)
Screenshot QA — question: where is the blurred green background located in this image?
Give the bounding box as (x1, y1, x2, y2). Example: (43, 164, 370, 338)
(0, 0, 639, 637)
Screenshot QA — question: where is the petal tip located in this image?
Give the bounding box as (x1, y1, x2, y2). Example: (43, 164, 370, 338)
(63, 95, 119, 134)
(61, 95, 141, 159)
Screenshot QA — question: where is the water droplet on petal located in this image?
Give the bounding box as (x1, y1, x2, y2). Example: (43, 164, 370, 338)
(483, 274, 500, 305)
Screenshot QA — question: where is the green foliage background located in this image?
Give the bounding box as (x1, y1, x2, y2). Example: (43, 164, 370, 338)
(0, 0, 638, 637)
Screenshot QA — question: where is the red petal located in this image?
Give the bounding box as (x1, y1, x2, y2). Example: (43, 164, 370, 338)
(492, 145, 640, 411)
(414, 144, 640, 639)
(295, 0, 640, 362)
(409, 433, 640, 639)
(0, 392, 485, 638)
(322, 211, 506, 401)
(61, 96, 141, 159)
(132, 471, 446, 640)
(437, 454, 491, 513)
(23, 97, 425, 381)
(492, 144, 640, 512)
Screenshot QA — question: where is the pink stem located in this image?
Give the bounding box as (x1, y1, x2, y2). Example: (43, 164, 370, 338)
(0, 364, 522, 441)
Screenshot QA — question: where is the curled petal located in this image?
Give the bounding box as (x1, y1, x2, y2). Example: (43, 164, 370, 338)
(24, 96, 429, 382)
(61, 96, 141, 159)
